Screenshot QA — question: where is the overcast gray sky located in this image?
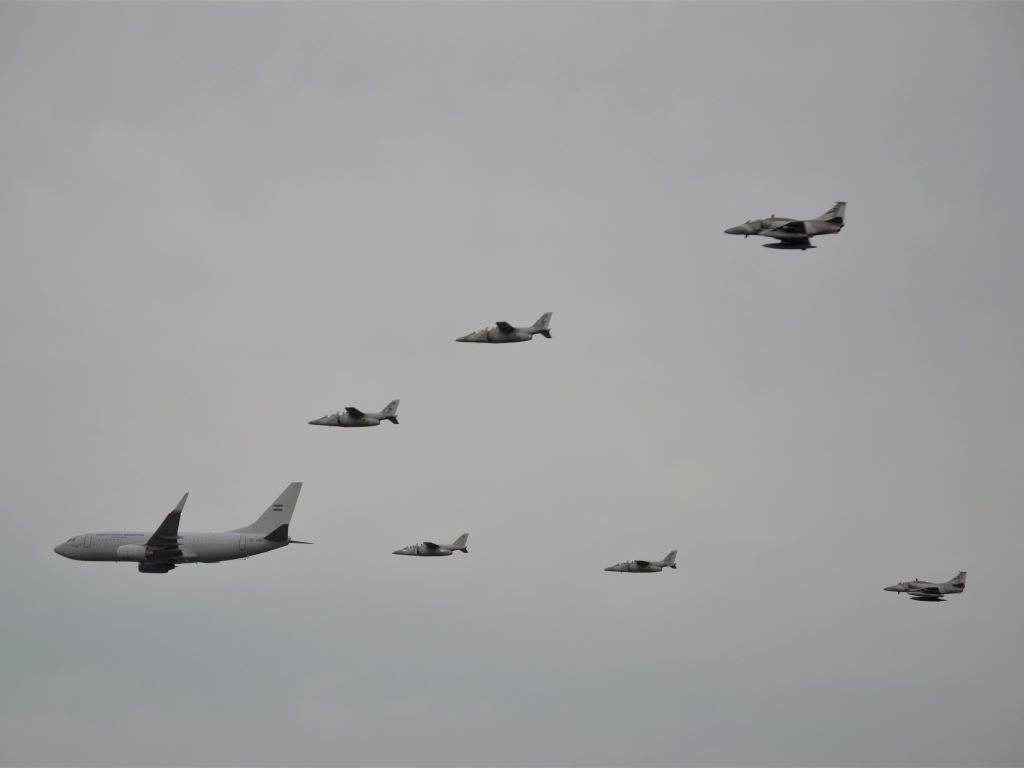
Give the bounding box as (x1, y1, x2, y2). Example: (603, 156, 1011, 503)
(2, 2, 1024, 766)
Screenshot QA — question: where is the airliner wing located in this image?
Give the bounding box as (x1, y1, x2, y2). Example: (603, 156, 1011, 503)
(145, 493, 187, 558)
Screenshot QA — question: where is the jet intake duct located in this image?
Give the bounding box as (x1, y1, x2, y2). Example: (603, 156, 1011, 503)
(138, 562, 175, 574)
(116, 544, 155, 562)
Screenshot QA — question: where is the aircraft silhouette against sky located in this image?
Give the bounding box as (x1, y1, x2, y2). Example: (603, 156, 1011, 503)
(393, 533, 469, 557)
(309, 400, 400, 427)
(456, 312, 552, 343)
(53, 483, 308, 573)
(604, 550, 677, 573)
(884, 571, 966, 601)
(724, 202, 846, 250)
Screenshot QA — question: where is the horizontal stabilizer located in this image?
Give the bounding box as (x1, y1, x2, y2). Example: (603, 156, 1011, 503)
(264, 524, 289, 542)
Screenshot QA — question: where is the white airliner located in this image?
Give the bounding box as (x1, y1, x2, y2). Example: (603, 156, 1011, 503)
(53, 483, 308, 573)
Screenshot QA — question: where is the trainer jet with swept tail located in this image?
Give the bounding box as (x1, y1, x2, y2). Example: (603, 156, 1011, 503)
(53, 483, 309, 573)
(309, 400, 399, 428)
(884, 571, 966, 601)
(393, 533, 469, 557)
(456, 312, 552, 343)
(725, 202, 846, 250)
(604, 550, 677, 573)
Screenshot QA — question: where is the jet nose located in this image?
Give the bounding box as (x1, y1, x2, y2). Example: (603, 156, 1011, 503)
(883, 585, 898, 592)
(725, 225, 746, 235)
(54, 543, 66, 557)
(455, 334, 471, 342)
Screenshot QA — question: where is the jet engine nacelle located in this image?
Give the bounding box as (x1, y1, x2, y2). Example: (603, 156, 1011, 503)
(138, 562, 175, 574)
(116, 544, 155, 562)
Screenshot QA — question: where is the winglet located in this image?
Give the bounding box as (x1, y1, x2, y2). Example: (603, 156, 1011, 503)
(173, 492, 189, 513)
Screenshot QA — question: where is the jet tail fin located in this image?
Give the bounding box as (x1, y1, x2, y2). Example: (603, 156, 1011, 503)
(947, 571, 967, 590)
(231, 482, 302, 535)
(661, 550, 678, 569)
(532, 312, 552, 339)
(450, 533, 469, 553)
(815, 201, 846, 225)
(381, 399, 400, 424)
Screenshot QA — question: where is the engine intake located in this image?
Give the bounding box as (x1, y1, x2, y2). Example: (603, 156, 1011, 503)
(116, 544, 155, 562)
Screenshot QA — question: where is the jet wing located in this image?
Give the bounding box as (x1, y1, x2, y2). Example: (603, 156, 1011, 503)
(422, 541, 440, 551)
(145, 493, 187, 561)
(344, 407, 366, 419)
(635, 560, 650, 567)
(772, 220, 808, 234)
(495, 321, 515, 334)
(909, 585, 942, 595)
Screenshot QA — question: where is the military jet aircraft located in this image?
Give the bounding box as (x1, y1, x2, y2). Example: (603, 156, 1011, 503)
(309, 400, 399, 427)
(393, 533, 469, 557)
(884, 571, 966, 601)
(53, 483, 309, 573)
(456, 312, 552, 343)
(604, 550, 677, 573)
(724, 202, 846, 250)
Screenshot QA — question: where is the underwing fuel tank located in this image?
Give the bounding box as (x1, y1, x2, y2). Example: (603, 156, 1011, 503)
(763, 242, 816, 250)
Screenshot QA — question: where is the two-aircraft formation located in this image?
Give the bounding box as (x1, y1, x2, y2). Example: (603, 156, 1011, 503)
(52, 201, 965, 600)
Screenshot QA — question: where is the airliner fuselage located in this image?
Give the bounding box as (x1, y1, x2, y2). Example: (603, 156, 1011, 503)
(54, 531, 285, 564)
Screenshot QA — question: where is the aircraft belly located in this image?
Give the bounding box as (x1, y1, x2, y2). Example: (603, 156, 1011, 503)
(189, 537, 240, 563)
